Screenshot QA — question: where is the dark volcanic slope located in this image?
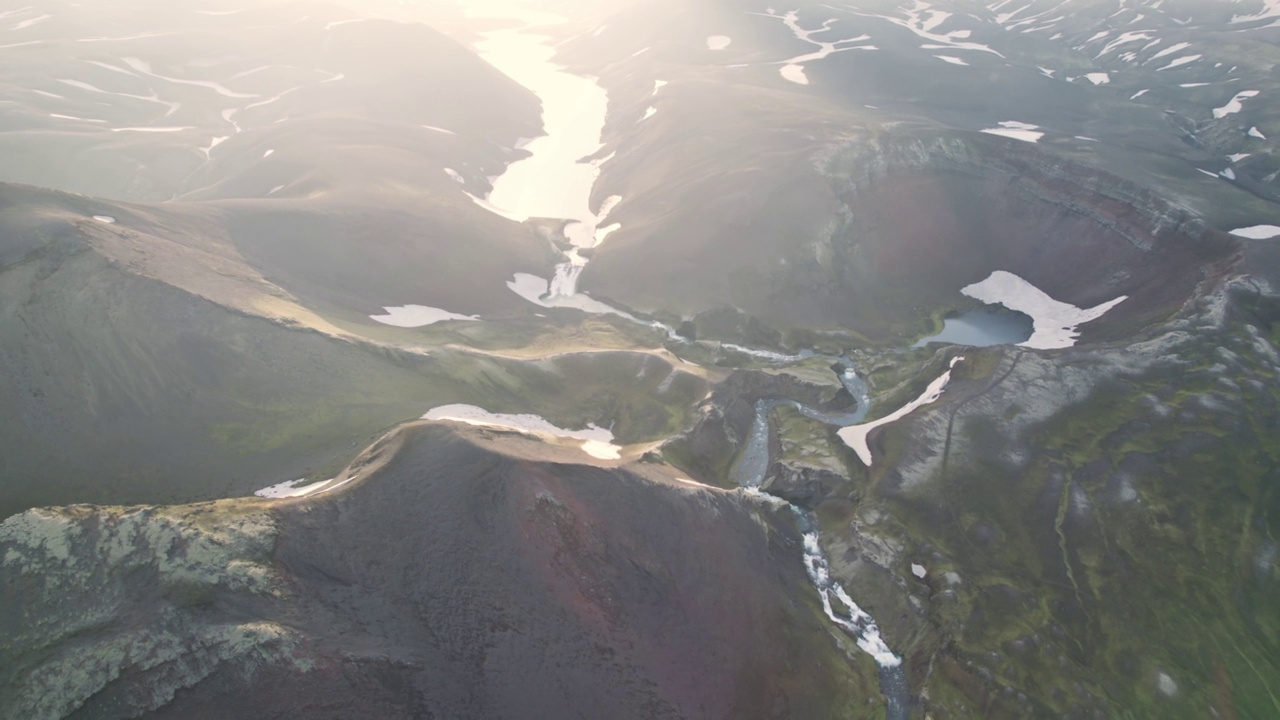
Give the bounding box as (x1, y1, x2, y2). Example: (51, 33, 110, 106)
(0, 1, 553, 320)
(0, 1, 539, 203)
(0, 183, 708, 519)
(557, 0, 1275, 341)
(586, 129, 1241, 341)
(0, 423, 873, 720)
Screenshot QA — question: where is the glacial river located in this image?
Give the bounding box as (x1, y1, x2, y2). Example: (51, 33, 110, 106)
(733, 359, 910, 720)
(462, 3, 911, 714)
(463, 0, 620, 302)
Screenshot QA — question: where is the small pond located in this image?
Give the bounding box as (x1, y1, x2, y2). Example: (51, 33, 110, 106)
(913, 309, 1033, 348)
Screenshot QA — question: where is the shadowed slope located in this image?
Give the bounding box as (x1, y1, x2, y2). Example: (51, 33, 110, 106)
(1, 423, 877, 720)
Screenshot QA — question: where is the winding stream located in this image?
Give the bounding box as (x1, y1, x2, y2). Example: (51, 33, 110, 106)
(463, 1, 620, 302)
(732, 357, 909, 720)
(463, 5, 913, 715)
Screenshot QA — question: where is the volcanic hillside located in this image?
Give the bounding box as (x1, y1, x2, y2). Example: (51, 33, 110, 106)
(0, 423, 873, 720)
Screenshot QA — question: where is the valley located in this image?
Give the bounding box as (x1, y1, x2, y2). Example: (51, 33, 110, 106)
(2, 0, 1279, 718)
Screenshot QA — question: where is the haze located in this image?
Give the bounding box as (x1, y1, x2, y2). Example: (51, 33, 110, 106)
(1, 1, 1277, 718)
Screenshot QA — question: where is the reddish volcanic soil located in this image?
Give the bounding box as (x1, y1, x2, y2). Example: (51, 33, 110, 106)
(60, 423, 870, 720)
(584, 132, 1240, 342)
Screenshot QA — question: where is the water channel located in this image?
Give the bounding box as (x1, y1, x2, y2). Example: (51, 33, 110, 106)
(732, 357, 909, 720)
(461, 4, 912, 714)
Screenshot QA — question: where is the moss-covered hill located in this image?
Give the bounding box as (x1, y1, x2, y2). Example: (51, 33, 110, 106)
(781, 281, 1280, 718)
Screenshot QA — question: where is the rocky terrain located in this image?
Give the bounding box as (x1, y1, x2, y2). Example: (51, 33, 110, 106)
(786, 278, 1278, 717)
(1, 0, 1278, 718)
(2, 423, 873, 720)
(587, 130, 1242, 340)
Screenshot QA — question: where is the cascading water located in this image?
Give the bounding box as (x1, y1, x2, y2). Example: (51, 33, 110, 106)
(463, 5, 915, 714)
(797, 510, 909, 720)
(549, 254, 586, 298)
(734, 358, 911, 720)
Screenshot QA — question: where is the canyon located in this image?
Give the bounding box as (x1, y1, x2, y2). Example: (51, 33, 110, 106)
(1, 0, 1278, 718)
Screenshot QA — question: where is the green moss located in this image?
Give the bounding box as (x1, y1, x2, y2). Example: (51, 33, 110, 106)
(902, 336, 1280, 716)
(775, 404, 841, 467)
(162, 578, 216, 609)
(660, 438, 737, 489)
(815, 498, 858, 536)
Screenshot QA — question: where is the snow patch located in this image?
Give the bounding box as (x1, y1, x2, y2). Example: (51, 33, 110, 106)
(49, 113, 104, 123)
(838, 357, 963, 467)
(1156, 671, 1178, 697)
(369, 305, 478, 327)
(763, 10, 876, 86)
(1231, 0, 1280, 25)
(255, 478, 333, 499)
(1229, 225, 1280, 240)
(57, 78, 180, 115)
(199, 135, 229, 159)
(706, 35, 732, 50)
(111, 126, 193, 133)
(423, 404, 621, 460)
(1099, 30, 1154, 56)
(507, 273, 631, 317)
(120, 56, 258, 98)
(12, 13, 51, 30)
(781, 64, 809, 84)
(85, 60, 138, 77)
(981, 120, 1043, 143)
(1156, 54, 1202, 71)
(1213, 90, 1260, 119)
(221, 108, 241, 132)
(1147, 41, 1191, 62)
(860, 2, 1002, 57)
(961, 270, 1127, 349)
(324, 19, 366, 30)
(1117, 476, 1138, 503)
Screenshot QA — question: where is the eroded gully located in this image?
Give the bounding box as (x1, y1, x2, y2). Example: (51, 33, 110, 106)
(733, 359, 909, 720)
(463, 5, 908, 715)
